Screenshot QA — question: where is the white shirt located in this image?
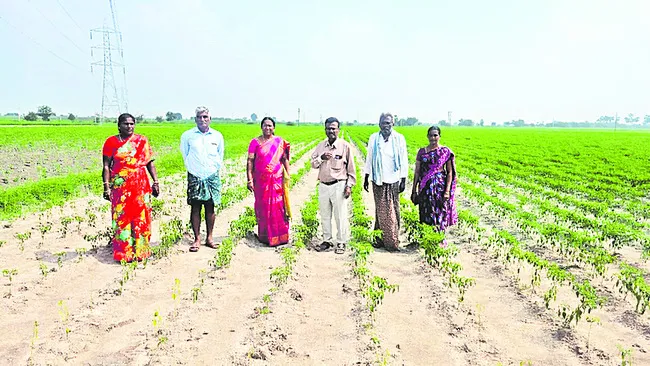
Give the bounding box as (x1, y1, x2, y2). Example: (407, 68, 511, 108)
(180, 127, 224, 179)
(364, 130, 408, 185)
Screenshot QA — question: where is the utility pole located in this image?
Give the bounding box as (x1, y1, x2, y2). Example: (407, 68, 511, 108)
(614, 112, 618, 132)
(297, 108, 300, 125)
(448, 111, 452, 126)
(90, 0, 128, 124)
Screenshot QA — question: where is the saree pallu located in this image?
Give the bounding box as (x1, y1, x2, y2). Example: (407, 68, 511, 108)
(248, 136, 291, 246)
(416, 146, 457, 231)
(102, 134, 154, 262)
(372, 181, 401, 250)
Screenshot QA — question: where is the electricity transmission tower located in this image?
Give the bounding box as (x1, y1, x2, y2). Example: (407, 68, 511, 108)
(90, 0, 128, 124)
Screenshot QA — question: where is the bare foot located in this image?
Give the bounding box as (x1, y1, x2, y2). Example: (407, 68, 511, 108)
(189, 238, 200, 252)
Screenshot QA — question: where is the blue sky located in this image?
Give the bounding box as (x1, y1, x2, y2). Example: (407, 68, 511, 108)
(1, 0, 648, 123)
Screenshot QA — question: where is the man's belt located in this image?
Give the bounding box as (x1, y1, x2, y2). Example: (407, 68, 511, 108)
(320, 179, 345, 186)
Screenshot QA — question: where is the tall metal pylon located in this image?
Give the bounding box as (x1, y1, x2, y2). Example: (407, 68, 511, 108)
(90, 0, 128, 124)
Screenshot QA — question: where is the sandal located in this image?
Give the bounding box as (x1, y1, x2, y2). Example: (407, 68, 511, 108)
(335, 243, 346, 254)
(189, 243, 200, 252)
(315, 241, 333, 252)
(205, 241, 218, 249)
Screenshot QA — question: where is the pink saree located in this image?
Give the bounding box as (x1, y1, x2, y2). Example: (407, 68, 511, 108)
(248, 136, 290, 246)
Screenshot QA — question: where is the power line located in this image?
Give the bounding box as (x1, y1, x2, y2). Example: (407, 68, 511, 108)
(27, 0, 85, 54)
(56, 0, 85, 33)
(0, 14, 85, 71)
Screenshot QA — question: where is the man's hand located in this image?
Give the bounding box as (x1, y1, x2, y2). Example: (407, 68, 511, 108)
(399, 178, 406, 193)
(321, 152, 333, 160)
(344, 186, 351, 199)
(363, 175, 369, 192)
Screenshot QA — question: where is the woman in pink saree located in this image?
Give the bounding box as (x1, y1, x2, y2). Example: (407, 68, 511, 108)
(246, 117, 291, 246)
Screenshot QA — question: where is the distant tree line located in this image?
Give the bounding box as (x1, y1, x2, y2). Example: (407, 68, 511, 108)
(6, 108, 650, 128)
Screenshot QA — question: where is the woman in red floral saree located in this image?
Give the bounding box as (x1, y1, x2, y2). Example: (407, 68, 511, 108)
(102, 113, 160, 262)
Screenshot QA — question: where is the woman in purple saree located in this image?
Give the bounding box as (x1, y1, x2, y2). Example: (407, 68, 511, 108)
(411, 126, 457, 232)
(246, 117, 291, 246)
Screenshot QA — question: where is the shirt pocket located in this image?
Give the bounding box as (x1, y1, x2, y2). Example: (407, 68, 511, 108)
(331, 155, 344, 171)
(206, 141, 220, 158)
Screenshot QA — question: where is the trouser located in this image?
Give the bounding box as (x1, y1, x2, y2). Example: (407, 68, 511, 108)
(318, 180, 350, 244)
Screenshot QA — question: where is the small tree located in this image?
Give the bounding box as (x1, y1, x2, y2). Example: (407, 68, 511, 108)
(37, 106, 54, 121)
(67, 113, 76, 121)
(644, 115, 650, 126)
(624, 113, 640, 124)
(251, 113, 258, 122)
(24, 112, 38, 121)
(136, 114, 144, 122)
(155, 116, 164, 122)
(165, 111, 174, 121)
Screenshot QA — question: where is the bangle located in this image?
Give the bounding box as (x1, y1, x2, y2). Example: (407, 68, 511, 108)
(103, 182, 110, 186)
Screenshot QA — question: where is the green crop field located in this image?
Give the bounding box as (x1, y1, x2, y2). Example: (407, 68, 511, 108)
(1, 124, 650, 365)
(0, 123, 324, 221)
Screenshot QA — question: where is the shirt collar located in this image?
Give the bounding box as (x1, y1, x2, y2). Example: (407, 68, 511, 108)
(325, 138, 339, 148)
(193, 127, 212, 135)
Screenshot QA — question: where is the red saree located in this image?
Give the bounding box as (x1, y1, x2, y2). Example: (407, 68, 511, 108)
(248, 136, 290, 246)
(102, 134, 154, 262)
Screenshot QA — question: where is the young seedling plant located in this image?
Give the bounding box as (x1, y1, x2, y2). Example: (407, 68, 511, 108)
(15, 231, 31, 252)
(57, 300, 71, 338)
(2, 268, 18, 297)
(117, 260, 138, 295)
(75, 247, 88, 262)
(55, 251, 66, 269)
(171, 278, 181, 318)
(37, 222, 52, 248)
(617, 344, 633, 366)
(585, 315, 601, 349)
(39, 262, 49, 279)
(59, 217, 73, 238)
(191, 269, 207, 303)
(29, 320, 39, 365)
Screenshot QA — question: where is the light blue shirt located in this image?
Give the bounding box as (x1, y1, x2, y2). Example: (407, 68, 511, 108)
(180, 127, 224, 179)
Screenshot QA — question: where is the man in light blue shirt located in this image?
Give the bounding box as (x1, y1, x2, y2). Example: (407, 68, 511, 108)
(180, 106, 225, 252)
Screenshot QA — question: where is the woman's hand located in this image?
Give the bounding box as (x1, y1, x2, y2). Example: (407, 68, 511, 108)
(247, 181, 254, 192)
(103, 190, 111, 201)
(410, 190, 419, 205)
(443, 190, 450, 200)
(152, 182, 160, 197)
